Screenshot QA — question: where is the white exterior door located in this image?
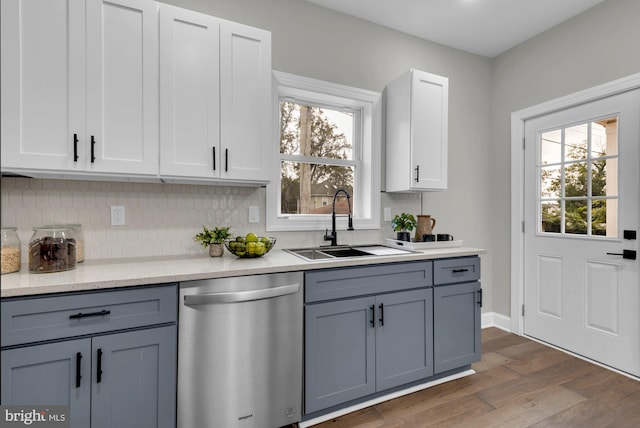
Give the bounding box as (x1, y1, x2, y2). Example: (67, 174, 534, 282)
(523, 89, 640, 376)
(1, 0, 86, 171)
(86, 0, 158, 176)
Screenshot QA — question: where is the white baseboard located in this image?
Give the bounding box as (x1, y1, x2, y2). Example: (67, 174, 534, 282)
(481, 312, 511, 332)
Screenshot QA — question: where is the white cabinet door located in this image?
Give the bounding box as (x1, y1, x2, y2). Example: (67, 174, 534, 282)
(86, 0, 158, 176)
(220, 21, 271, 182)
(159, 4, 220, 179)
(1, 0, 86, 171)
(386, 69, 448, 192)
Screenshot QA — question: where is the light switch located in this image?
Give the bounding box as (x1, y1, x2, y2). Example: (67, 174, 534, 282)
(249, 206, 259, 223)
(383, 207, 392, 222)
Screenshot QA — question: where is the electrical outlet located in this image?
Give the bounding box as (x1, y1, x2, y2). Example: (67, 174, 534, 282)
(383, 207, 392, 222)
(111, 206, 125, 226)
(248, 206, 259, 223)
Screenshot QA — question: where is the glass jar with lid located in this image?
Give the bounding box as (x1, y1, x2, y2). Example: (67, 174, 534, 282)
(1, 227, 22, 274)
(29, 226, 77, 273)
(44, 223, 84, 263)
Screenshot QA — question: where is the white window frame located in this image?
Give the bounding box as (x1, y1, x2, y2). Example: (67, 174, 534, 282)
(267, 71, 381, 232)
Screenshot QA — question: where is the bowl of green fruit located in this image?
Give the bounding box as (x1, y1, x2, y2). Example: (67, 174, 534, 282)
(224, 233, 276, 258)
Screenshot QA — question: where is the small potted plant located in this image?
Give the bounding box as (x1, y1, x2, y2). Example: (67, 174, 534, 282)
(391, 213, 416, 242)
(194, 226, 232, 257)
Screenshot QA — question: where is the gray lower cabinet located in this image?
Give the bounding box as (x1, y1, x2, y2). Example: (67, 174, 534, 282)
(0, 284, 177, 428)
(433, 257, 482, 373)
(304, 261, 433, 415)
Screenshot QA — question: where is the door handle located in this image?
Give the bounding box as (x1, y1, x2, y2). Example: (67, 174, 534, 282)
(73, 134, 79, 162)
(184, 283, 300, 305)
(379, 303, 384, 326)
(478, 289, 483, 307)
(212, 147, 216, 171)
(90, 136, 96, 163)
(75, 352, 82, 388)
(370, 305, 375, 328)
(606, 250, 636, 260)
(96, 348, 103, 383)
(414, 165, 420, 183)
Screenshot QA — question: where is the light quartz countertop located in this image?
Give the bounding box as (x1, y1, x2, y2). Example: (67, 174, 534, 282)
(1, 247, 485, 298)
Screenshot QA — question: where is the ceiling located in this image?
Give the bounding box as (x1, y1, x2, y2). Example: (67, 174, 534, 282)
(305, 0, 608, 57)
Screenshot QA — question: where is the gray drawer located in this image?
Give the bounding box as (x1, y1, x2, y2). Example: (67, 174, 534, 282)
(305, 261, 432, 303)
(1, 284, 177, 348)
(433, 257, 480, 285)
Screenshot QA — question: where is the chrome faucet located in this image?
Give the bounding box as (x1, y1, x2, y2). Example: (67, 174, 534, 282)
(323, 189, 354, 246)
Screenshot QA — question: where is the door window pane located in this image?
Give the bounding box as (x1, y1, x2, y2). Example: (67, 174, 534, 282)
(541, 129, 562, 165)
(541, 201, 561, 233)
(565, 123, 588, 161)
(565, 199, 587, 235)
(538, 116, 618, 238)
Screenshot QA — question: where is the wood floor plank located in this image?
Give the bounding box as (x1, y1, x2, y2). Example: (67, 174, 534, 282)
(310, 328, 640, 428)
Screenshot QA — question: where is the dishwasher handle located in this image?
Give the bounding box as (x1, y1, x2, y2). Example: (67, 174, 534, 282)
(184, 283, 300, 305)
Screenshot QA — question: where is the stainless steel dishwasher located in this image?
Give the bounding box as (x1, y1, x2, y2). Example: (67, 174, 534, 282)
(178, 272, 303, 428)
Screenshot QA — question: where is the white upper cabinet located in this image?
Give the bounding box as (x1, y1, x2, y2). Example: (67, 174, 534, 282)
(159, 4, 221, 179)
(86, 0, 159, 176)
(219, 21, 272, 182)
(2, 0, 271, 184)
(159, 6, 272, 184)
(1, 0, 86, 171)
(1, 0, 159, 178)
(385, 69, 449, 192)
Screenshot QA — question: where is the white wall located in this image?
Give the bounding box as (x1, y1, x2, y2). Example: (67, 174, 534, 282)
(489, 0, 640, 315)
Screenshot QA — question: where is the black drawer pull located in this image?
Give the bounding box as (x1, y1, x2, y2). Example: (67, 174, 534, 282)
(75, 352, 82, 388)
(225, 148, 228, 172)
(97, 348, 103, 383)
(212, 147, 216, 171)
(415, 165, 420, 183)
(370, 305, 375, 328)
(379, 303, 384, 326)
(452, 268, 469, 273)
(69, 309, 111, 320)
(478, 289, 483, 307)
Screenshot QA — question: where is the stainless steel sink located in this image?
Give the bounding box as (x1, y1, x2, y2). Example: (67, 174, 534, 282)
(284, 245, 414, 261)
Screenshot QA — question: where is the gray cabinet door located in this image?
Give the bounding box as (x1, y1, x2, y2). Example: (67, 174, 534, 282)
(1, 339, 92, 428)
(91, 326, 177, 428)
(376, 288, 433, 390)
(305, 296, 376, 414)
(433, 282, 481, 373)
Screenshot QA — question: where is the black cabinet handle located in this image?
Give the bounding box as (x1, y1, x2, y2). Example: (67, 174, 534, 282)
(452, 268, 469, 273)
(370, 305, 375, 328)
(97, 348, 103, 383)
(415, 165, 420, 183)
(69, 309, 111, 320)
(379, 303, 384, 326)
(225, 148, 228, 172)
(73, 134, 79, 162)
(607, 250, 636, 260)
(75, 352, 82, 388)
(212, 147, 216, 171)
(90, 136, 96, 163)
(478, 289, 483, 307)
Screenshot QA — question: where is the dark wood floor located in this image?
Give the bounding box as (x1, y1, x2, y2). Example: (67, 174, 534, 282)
(311, 328, 640, 427)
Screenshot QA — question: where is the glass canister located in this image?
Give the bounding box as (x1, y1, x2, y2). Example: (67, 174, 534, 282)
(44, 224, 84, 263)
(1, 227, 22, 274)
(29, 226, 77, 273)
